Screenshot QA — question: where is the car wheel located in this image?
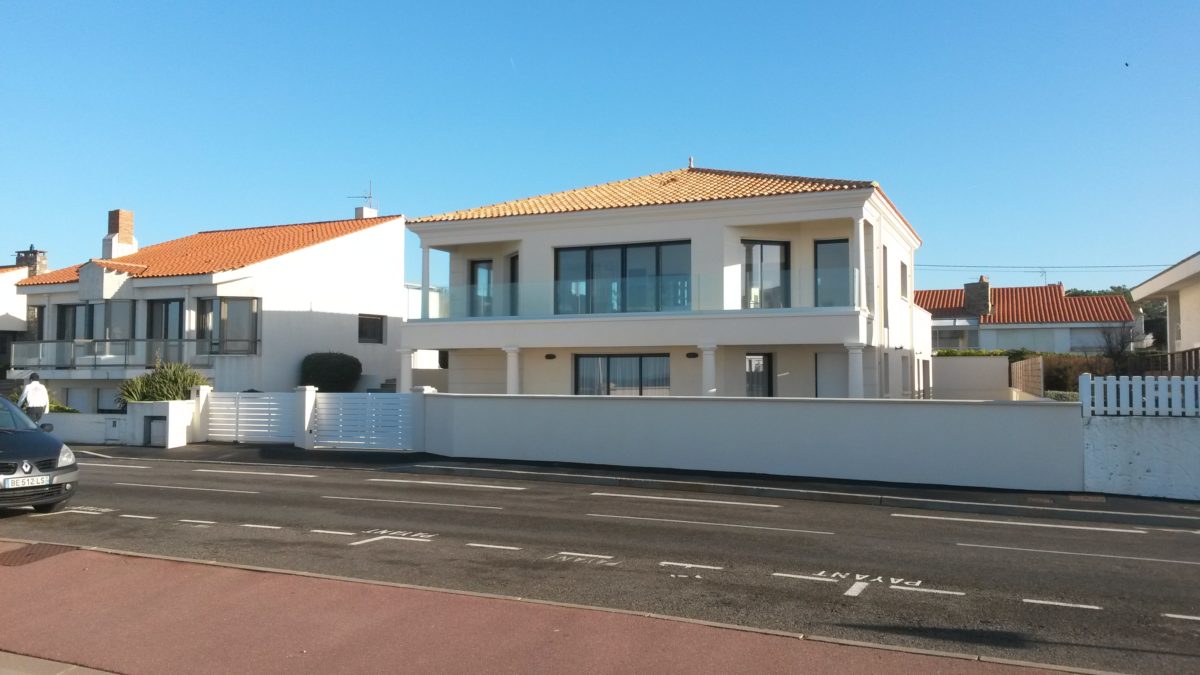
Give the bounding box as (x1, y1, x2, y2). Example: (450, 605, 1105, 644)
(32, 500, 71, 514)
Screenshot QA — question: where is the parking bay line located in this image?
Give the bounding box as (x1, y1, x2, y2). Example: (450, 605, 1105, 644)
(75, 449, 114, 459)
(1023, 598, 1102, 610)
(772, 573, 837, 583)
(118, 514, 156, 520)
(194, 469, 317, 479)
(311, 529, 356, 536)
(467, 543, 522, 550)
(78, 462, 151, 469)
(1163, 613, 1200, 622)
(844, 581, 869, 597)
(892, 513, 1147, 534)
(30, 509, 102, 518)
(322, 495, 503, 510)
(559, 552, 612, 559)
(590, 492, 779, 508)
(241, 524, 282, 530)
(660, 561, 723, 570)
(588, 513, 834, 535)
(180, 519, 216, 525)
(114, 483, 260, 494)
(957, 542, 1200, 566)
(890, 585, 965, 596)
(368, 478, 526, 491)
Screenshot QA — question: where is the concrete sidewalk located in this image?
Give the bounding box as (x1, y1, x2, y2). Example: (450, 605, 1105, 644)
(0, 540, 1071, 675)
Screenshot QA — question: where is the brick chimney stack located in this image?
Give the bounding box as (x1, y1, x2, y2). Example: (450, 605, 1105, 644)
(14, 245, 47, 276)
(103, 209, 139, 258)
(963, 275, 991, 316)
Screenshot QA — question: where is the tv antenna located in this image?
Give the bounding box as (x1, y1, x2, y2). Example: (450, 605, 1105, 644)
(347, 181, 375, 209)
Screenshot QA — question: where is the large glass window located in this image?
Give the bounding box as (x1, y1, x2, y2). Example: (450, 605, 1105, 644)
(815, 239, 851, 307)
(56, 304, 93, 340)
(469, 260, 493, 317)
(146, 299, 183, 340)
(198, 297, 258, 354)
(744, 241, 790, 309)
(574, 354, 670, 396)
(358, 314, 385, 344)
(555, 242, 691, 315)
(105, 301, 134, 340)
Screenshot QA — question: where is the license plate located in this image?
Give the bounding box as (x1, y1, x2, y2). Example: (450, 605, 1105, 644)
(4, 475, 50, 489)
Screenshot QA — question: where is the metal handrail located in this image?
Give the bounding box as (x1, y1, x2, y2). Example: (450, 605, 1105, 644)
(9, 338, 260, 369)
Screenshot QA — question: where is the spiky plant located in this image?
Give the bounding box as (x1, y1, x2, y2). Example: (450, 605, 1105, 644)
(117, 360, 211, 406)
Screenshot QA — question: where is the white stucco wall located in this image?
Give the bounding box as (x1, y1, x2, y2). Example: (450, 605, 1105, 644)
(41, 412, 127, 445)
(0, 267, 28, 332)
(931, 356, 1011, 399)
(1083, 416, 1200, 500)
(421, 394, 1084, 491)
(1180, 282, 1200, 350)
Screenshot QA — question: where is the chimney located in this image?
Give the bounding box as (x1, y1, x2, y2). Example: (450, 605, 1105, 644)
(103, 209, 138, 258)
(355, 206, 379, 219)
(14, 244, 48, 276)
(963, 275, 991, 316)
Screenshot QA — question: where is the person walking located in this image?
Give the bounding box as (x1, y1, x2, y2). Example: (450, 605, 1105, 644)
(17, 373, 50, 422)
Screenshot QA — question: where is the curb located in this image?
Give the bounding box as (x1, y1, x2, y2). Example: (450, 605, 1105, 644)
(0, 537, 1122, 675)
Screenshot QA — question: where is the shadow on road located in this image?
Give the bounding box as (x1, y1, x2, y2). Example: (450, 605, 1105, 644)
(837, 623, 1200, 659)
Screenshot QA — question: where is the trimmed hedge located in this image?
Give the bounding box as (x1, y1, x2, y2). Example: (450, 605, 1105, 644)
(300, 352, 362, 393)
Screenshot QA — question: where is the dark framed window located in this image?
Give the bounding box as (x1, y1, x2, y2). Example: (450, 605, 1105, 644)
(104, 301, 135, 340)
(900, 260, 909, 299)
(574, 354, 670, 396)
(56, 304, 94, 340)
(30, 305, 45, 340)
(470, 260, 493, 317)
(555, 241, 690, 315)
(197, 297, 259, 355)
(746, 353, 774, 397)
(508, 254, 520, 315)
(358, 314, 385, 344)
(146, 299, 184, 340)
(814, 239, 851, 307)
(743, 241, 790, 309)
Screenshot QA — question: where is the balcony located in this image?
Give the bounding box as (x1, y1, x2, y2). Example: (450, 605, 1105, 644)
(10, 339, 260, 372)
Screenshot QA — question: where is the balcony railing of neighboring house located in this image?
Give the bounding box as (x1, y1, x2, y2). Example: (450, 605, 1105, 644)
(1144, 347, 1200, 377)
(9, 339, 260, 371)
(414, 275, 858, 321)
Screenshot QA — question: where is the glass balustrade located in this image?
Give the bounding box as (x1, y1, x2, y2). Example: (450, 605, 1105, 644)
(9, 339, 260, 370)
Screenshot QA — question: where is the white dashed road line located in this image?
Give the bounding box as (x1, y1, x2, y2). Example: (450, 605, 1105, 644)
(890, 585, 965, 596)
(350, 536, 432, 546)
(179, 519, 215, 524)
(78, 462, 151, 469)
(118, 514, 156, 520)
(558, 552, 612, 559)
(467, 543, 522, 550)
(194, 469, 317, 478)
(892, 513, 1146, 534)
(75, 449, 114, 459)
(1163, 613, 1200, 622)
(30, 510, 101, 518)
(589, 513, 833, 535)
(957, 543, 1200, 566)
(590, 492, 779, 508)
(322, 495, 503, 510)
(241, 524, 282, 530)
(659, 561, 723, 570)
(1022, 599, 1102, 610)
(115, 483, 260, 494)
(772, 573, 837, 583)
(311, 529, 356, 536)
(368, 478, 526, 490)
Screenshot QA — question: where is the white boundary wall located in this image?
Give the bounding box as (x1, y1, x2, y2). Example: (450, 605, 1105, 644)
(1083, 416, 1200, 500)
(422, 394, 1085, 492)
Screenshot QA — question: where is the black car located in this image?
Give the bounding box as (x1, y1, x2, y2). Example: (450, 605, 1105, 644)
(0, 397, 78, 513)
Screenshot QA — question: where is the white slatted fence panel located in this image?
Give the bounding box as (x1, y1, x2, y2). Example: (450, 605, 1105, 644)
(1079, 374, 1200, 417)
(312, 393, 415, 450)
(208, 392, 297, 443)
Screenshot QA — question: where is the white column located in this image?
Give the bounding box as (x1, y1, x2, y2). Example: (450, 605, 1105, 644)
(397, 348, 414, 393)
(420, 246, 431, 320)
(503, 346, 520, 395)
(846, 342, 865, 398)
(700, 344, 717, 396)
(852, 217, 865, 310)
(294, 385, 317, 450)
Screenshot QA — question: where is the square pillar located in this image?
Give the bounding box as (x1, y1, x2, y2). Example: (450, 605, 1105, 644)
(295, 385, 317, 450)
(845, 342, 865, 398)
(503, 346, 520, 395)
(420, 246, 431, 320)
(700, 344, 718, 396)
(851, 217, 865, 310)
(397, 348, 414, 393)
(190, 385, 212, 443)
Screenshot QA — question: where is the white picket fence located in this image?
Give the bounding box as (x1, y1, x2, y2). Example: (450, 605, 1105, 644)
(312, 392, 415, 450)
(1079, 374, 1200, 417)
(208, 391, 298, 443)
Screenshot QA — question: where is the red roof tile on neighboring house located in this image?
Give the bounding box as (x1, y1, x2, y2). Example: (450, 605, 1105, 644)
(913, 284, 1133, 324)
(18, 215, 401, 286)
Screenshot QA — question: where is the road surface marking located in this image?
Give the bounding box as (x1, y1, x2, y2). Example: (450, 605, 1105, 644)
(118, 514, 157, 520)
(1022, 599, 1102, 610)
(844, 581, 869, 597)
(75, 449, 114, 459)
(241, 524, 282, 530)
(589, 492, 779, 508)
(1163, 613, 1200, 621)
(30, 509, 101, 518)
(957, 543, 1200, 566)
(311, 529, 356, 536)
(772, 573, 837, 583)
(78, 462, 151, 469)
(115, 482, 260, 494)
(467, 543, 522, 550)
(194, 469, 317, 478)
(180, 519, 216, 524)
(659, 561, 723, 570)
(558, 551, 613, 559)
(891, 513, 1146, 534)
(368, 478, 526, 491)
(322, 495, 503, 510)
(588, 513, 834, 535)
(890, 585, 965, 596)
(350, 535, 433, 546)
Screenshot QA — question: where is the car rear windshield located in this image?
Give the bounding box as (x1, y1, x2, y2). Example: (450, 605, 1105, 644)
(0, 399, 38, 431)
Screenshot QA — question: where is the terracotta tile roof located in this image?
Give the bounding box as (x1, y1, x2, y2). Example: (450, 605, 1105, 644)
(412, 167, 877, 223)
(914, 284, 1134, 324)
(18, 215, 401, 286)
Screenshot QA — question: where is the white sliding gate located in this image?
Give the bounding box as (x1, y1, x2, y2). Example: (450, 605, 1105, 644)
(312, 393, 415, 450)
(208, 392, 298, 443)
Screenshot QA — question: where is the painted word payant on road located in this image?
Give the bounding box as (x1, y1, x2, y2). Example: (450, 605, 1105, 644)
(814, 571, 923, 586)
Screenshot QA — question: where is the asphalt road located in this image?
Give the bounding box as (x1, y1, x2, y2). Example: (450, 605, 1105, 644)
(2, 457, 1198, 674)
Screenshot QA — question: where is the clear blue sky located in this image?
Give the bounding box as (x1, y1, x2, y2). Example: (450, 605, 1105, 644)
(2, 1, 1197, 291)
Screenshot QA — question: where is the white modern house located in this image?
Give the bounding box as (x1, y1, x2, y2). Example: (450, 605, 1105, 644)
(0, 249, 39, 374)
(1132, 250, 1200, 354)
(401, 166, 930, 398)
(915, 278, 1134, 353)
(8, 207, 407, 412)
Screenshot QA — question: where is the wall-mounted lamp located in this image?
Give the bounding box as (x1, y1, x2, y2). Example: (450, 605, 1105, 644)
(685, 352, 699, 359)
(545, 354, 557, 360)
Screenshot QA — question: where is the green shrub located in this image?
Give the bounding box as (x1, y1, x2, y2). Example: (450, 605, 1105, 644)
(117, 360, 211, 406)
(1042, 354, 1112, 392)
(933, 348, 1036, 363)
(1045, 390, 1080, 402)
(6, 386, 78, 413)
(300, 352, 362, 392)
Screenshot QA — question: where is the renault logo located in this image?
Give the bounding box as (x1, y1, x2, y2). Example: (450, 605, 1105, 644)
(21, 460, 32, 474)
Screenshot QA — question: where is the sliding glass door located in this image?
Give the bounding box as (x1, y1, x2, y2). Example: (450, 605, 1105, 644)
(743, 241, 789, 308)
(574, 354, 670, 396)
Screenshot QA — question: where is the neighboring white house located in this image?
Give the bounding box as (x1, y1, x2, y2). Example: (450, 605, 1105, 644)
(0, 254, 35, 373)
(8, 207, 407, 412)
(402, 165, 930, 398)
(1131, 249, 1200, 354)
(915, 277, 1134, 353)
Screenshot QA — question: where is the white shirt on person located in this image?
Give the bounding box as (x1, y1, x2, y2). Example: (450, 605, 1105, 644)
(17, 381, 49, 409)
